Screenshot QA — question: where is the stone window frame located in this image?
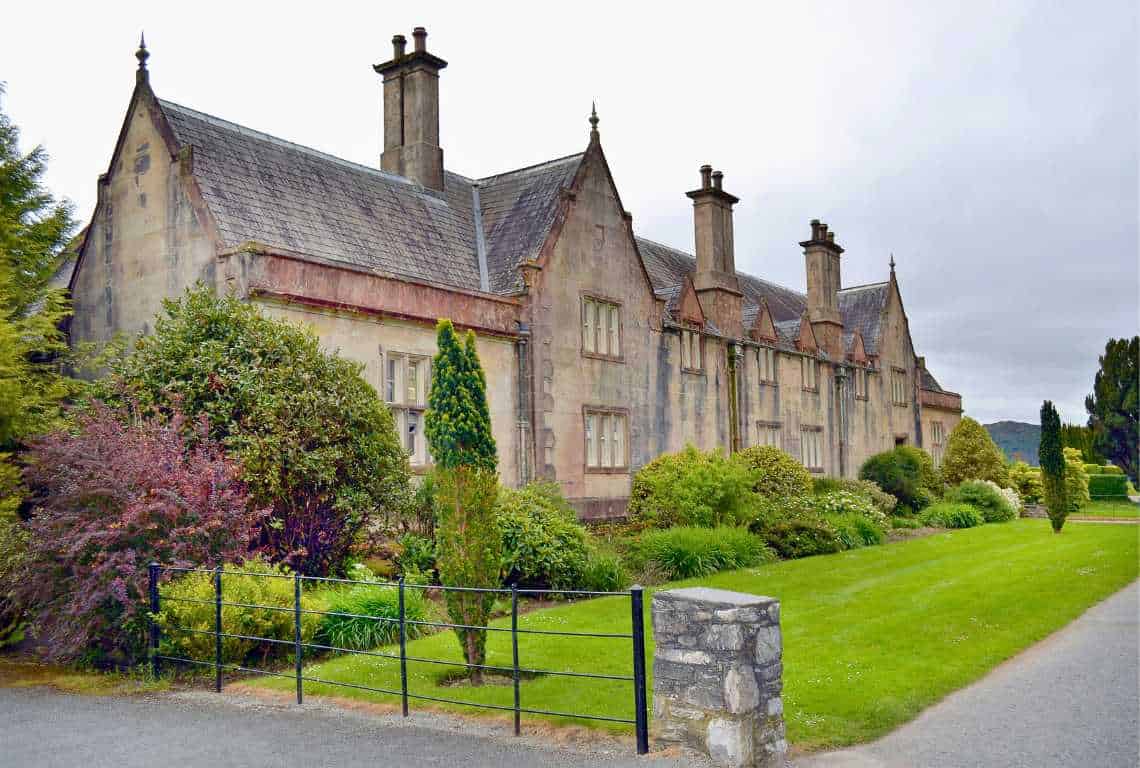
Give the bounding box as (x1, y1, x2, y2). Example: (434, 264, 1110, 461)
(583, 405, 630, 474)
(854, 366, 870, 400)
(580, 292, 624, 363)
(757, 345, 778, 386)
(756, 420, 782, 448)
(890, 366, 908, 406)
(930, 421, 945, 467)
(679, 325, 704, 374)
(382, 349, 432, 469)
(800, 425, 824, 473)
(801, 355, 820, 393)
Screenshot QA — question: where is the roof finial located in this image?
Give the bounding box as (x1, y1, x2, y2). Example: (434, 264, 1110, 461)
(135, 32, 150, 84)
(589, 101, 599, 142)
(889, 253, 896, 274)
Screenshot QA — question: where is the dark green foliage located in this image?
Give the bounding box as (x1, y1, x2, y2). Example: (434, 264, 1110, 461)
(735, 445, 814, 501)
(760, 518, 841, 559)
(104, 287, 410, 574)
(424, 320, 497, 473)
(315, 582, 427, 650)
(1085, 337, 1139, 484)
(920, 502, 984, 529)
(395, 533, 436, 578)
(941, 417, 1009, 486)
(1087, 474, 1128, 500)
(859, 446, 939, 512)
(580, 549, 629, 592)
(1062, 423, 1105, 464)
(157, 559, 322, 666)
(627, 527, 773, 580)
(425, 319, 501, 682)
(628, 444, 757, 528)
(496, 483, 589, 590)
(947, 481, 1016, 522)
(1039, 401, 1067, 532)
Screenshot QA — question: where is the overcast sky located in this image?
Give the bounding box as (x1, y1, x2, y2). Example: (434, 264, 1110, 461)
(2, 1, 1135, 425)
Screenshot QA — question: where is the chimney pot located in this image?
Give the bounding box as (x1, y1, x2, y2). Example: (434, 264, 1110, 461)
(826, 231, 835, 243)
(699, 165, 713, 189)
(810, 219, 821, 239)
(413, 27, 427, 52)
(712, 171, 723, 191)
(392, 34, 406, 58)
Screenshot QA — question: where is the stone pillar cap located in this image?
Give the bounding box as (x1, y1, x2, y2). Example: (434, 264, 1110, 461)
(655, 587, 776, 607)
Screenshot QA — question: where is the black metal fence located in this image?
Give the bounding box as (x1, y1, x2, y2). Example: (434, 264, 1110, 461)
(147, 564, 649, 754)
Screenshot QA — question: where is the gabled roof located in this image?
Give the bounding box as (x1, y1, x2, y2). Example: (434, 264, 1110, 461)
(154, 99, 583, 296)
(837, 282, 889, 356)
(920, 366, 943, 392)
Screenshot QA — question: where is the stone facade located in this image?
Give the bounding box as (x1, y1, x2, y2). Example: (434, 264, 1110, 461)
(652, 587, 786, 767)
(66, 29, 964, 517)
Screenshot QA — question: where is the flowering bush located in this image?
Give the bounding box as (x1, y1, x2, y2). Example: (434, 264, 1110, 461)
(10, 403, 266, 662)
(812, 490, 888, 528)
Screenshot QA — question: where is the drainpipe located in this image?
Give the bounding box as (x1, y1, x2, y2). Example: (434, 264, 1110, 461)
(515, 324, 533, 486)
(835, 365, 848, 477)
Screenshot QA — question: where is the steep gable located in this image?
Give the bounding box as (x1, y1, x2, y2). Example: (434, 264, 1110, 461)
(748, 299, 778, 342)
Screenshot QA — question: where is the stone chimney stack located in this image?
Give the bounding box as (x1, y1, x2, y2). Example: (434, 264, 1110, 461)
(686, 165, 743, 337)
(800, 219, 845, 358)
(374, 27, 448, 190)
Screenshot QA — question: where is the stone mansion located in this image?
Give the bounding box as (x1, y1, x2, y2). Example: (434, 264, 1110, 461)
(66, 29, 963, 518)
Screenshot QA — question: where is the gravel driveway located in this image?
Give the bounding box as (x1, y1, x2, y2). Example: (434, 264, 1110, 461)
(797, 580, 1140, 768)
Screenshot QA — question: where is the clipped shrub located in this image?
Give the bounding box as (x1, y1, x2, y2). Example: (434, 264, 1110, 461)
(580, 549, 630, 592)
(1082, 463, 1105, 475)
(1101, 465, 1125, 476)
(13, 403, 265, 663)
(760, 518, 841, 559)
(859, 446, 939, 512)
(315, 582, 428, 650)
(627, 527, 773, 581)
(496, 482, 589, 590)
(823, 512, 886, 548)
(941, 417, 1010, 486)
(736, 445, 813, 502)
(948, 480, 1016, 522)
(1008, 461, 1043, 506)
(629, 445, 757, 528)
(921, 502, 983, 529)
(1088, 473, 1129, 500)
(157, 558, 321, 666)
(102, 287, 411, 575)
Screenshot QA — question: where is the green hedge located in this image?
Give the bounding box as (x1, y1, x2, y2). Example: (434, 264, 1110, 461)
(1088, 473, 1129, 500)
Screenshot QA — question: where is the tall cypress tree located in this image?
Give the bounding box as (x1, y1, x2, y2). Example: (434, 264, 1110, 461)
(1039, 400, 1067, 533)
(1085, 337, 1139, 483)
(425, 319, 500, 682)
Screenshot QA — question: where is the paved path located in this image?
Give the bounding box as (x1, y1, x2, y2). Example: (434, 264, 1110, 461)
(0, 686, 709, 768)
(797, 580, 1140, 768)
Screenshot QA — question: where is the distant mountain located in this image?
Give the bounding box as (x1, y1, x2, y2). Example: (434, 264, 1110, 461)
(985, 421, 1040, 465)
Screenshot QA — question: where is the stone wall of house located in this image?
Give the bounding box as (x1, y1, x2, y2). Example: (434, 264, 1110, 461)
(70, 96, 217, 348)
(653, 586, 786, 768)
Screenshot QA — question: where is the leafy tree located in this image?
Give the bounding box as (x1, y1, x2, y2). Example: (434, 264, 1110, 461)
(102, 287, 410, 575)
(940, 417, 1010, 486)
(1085, 337, 1139, 483)
(1039, 400, 1067, 532)
(425, 319, 500, 684)
(10, 402, 265, 662)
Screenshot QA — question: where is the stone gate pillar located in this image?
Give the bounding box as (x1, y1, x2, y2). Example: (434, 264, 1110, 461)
(652, 587, 786, 768)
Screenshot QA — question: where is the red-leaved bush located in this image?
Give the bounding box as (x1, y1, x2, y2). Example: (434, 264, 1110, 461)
(11, 402, 266, 663)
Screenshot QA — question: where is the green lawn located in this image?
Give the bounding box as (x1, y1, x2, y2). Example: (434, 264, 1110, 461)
(1072, 499, 1140, 518)
(251, 520, 1138, 750)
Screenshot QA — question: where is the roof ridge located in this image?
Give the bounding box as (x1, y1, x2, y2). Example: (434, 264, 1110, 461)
(636, 235, 808, 300)
(477, 151, 585, 184)
(839, 280, 889, 293)
(157, 98, 441, 196)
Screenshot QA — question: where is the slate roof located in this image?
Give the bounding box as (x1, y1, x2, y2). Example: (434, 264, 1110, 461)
(920, 366, 943, 392)
(836, 282, 889, 357)
(157, 99, 583, 295)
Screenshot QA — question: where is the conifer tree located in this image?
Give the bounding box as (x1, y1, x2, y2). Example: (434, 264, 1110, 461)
(425, 320, 500, 683)
(1039, 400, 1067, 533)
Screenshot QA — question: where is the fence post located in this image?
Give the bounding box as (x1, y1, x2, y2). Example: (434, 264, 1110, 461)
(294, 572, 303, 705)
(398, 577, 409, 717)
(213, 564, 223, 693)
(148, 562, 160, 679)
(631, 585, 649, 755)
(511, 585, 521, 736)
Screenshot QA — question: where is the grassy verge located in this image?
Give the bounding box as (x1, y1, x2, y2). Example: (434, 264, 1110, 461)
(250, 520, 1137, 750)
(1072, 499, 1140, 519)
(0, 656, 168, 695)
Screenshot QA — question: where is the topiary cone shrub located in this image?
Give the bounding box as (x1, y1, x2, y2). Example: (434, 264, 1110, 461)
(425, 319, 501, 685)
